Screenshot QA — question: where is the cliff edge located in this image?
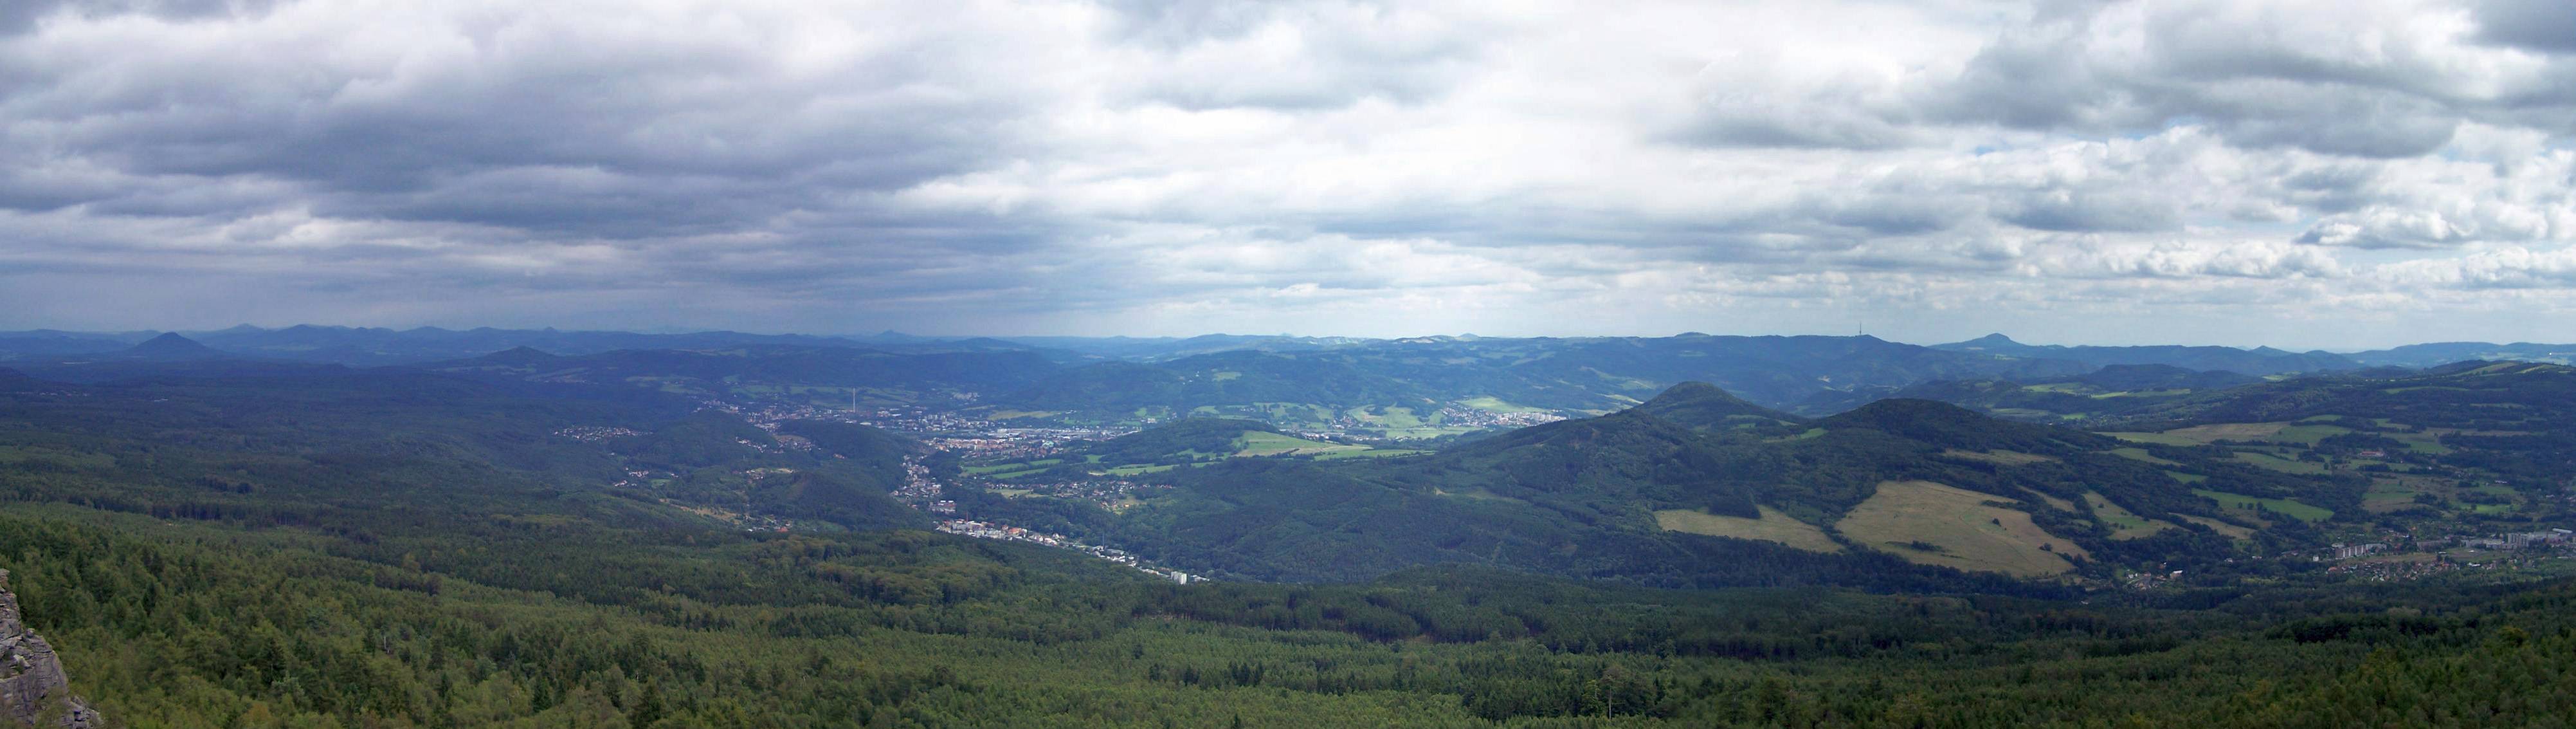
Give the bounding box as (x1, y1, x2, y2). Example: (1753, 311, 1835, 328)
(0, 570, 95, 728)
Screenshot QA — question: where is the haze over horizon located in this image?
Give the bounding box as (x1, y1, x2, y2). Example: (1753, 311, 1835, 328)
(6, 320, 2535, 356)
(3, 0, 2571, 350)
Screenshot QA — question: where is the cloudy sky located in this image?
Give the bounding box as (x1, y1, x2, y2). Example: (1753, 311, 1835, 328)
(2, 0, 2571, 348)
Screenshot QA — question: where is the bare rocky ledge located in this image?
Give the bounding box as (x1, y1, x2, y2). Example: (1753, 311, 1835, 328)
(0, 570, 95, 728)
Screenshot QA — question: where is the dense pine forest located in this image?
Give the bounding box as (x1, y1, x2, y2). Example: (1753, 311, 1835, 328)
(12, 505, 2576, 727)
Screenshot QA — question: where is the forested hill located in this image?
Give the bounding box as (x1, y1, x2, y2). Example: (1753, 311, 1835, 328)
(12, 505, 2576, 726)
(424, 345, 1061, 400)
(1001, 352, 1441, 413)
(0, 368, 927, 537)
(2346, 341, 2576, 368)
(2133, 361, 2576, 429)
(0, 324, 1061, 366)
(979, 333, 2098, 425)
(1083, 418, 1284, 461)
(1051, 382, 2340, 586)
(1888, 358, 2576, 433)
(1932, 333, 2361, 375)
(3, 328, 2421, 439)
(1625, 380, 1803, 429)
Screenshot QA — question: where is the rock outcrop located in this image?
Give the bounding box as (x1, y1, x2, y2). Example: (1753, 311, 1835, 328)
(0, 570, 95, 728)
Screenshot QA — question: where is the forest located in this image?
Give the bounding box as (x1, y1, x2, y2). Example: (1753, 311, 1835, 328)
(12, 504, 2576, 727)
(5, 362, 2576, 726)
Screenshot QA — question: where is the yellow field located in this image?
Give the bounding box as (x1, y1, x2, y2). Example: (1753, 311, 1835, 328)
(2105, 447, 2179, 466)
(1653, 506, 1842, 553)
(1939, 449, 2056, 466)
(2104, 432, 2202, 447)
(1433, 486, 1528, 504)
(1231, 430, 1373, 457)
(2085, 492, 2176, 540)
(2033, 492, 2076, 513)
(2177, 515, 2256, 539)
(2233, 450, 2327, 474)
(2153, 422, 2290, 444)
(1835, 481, 2088, 577)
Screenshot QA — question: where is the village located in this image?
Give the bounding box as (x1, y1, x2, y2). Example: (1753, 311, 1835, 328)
(921, 427, 1140, 462)
(2122, 527, 2576, 590)
(934, 519, 1201, 584)
(992, 478, 1153, 512)
(1426, 405, 1568, 430)
(886, 455, 1202, 581)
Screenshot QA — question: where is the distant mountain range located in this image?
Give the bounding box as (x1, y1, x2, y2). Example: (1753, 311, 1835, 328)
(424, 344, 1058, 405)
(988, 333, 2118, 421)
(8, 325, 2576, 424)
(1930, 333, 2360, 375)
(2341, 342, 2576, 368)
(0, 325, 1056, 366)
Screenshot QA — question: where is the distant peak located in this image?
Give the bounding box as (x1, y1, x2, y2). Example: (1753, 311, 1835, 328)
(1829, 397, 1982, 425)
(478, 346, 560, 364)
(1933, 333, 2056, 353)
(1813, 399, 1988, 440)
(122, 332, 223, 360)
(1629, 381, 1799, 429)
(1646, 381, 1739, 402)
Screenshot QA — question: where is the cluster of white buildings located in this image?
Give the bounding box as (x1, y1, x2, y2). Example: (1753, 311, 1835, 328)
(925, 427, 1137, 461)
(552, 425, 643, 443)
(934, 519, 1201, 584)
(1009, 479, 1148, 510)
(890, 457, 945, 505)
(1432, 405, 1568, 430)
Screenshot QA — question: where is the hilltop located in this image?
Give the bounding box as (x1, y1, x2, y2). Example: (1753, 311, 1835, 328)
(1033, 382, 2337, 585)
(120, 332, 224, 360)
(1626, 380, 1803, 429)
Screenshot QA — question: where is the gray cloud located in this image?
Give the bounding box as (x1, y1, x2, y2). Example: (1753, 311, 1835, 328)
(2474, 0, 2576, 53)
(1, 0, 2573, 347)
(1999, 190, 2182, 233)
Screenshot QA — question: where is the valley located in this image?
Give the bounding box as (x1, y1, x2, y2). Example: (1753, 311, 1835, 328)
(12, 3, 2571, 723)
(6, 329, 2576, 726)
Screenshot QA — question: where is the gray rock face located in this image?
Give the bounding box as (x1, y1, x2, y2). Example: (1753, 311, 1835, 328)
(0, 570, 95, 728)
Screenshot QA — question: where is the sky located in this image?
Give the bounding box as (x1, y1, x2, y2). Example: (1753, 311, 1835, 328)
(1, 0, 2571, 349)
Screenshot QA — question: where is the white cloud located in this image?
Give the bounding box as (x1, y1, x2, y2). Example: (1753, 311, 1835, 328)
(0, 0, 2572, 348)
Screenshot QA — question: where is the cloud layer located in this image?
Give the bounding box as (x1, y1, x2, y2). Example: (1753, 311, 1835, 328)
(2, 0, 2571, 347)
